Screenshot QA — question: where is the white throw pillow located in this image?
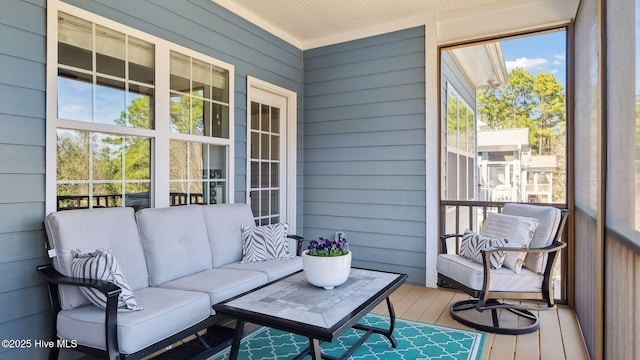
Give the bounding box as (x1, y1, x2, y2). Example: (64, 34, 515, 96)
(480, 212, 539, 273)
(459, 230, 507, 269)
(241, 223, 293, 263)
(71, 249, 143, 312)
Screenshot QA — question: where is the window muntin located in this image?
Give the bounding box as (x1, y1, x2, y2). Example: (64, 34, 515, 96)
(169, 141, 226, 206)
(56, 129, 151, 211)
(51, 4, 234, 212)
(57, 12, 155, 129)
(443, 86, 476, 200)
(249, 101, 282, 225)
(169, 51, 230, 138)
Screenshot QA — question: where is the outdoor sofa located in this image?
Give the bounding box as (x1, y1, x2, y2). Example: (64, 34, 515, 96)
(37, 204, 303, 360)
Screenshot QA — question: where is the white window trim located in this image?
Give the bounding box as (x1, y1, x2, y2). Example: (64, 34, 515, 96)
(46, 0, 234, 213)
(246, 76, 297, 232)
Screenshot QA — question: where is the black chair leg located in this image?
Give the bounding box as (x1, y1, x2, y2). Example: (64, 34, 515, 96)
(450, 299, 540, 335)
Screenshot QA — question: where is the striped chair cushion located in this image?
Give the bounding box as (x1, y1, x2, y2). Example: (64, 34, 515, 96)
(459, 230, 508, 269)
(241, 223, 293, 263)
(71, 248, 143, 312)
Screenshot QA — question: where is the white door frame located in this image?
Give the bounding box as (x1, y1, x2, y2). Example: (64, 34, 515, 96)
(246, 76, 297, 234)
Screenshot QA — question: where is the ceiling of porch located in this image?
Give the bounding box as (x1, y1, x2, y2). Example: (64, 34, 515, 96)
(211, 0, 580, 49)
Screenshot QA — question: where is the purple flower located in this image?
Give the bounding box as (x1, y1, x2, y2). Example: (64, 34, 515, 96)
(307, 237, 349, 257)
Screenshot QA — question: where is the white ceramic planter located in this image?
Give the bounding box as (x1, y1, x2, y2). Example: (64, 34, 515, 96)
(301, 250, 352, 289)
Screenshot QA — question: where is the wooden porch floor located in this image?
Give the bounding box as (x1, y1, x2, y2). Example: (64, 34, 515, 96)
(371, 284, 590, 360)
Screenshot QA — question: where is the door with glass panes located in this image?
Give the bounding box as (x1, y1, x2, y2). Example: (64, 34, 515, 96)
(248, 87, 287, 226)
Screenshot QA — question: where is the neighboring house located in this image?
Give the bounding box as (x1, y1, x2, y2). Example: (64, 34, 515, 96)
(477, 128, 558, 203)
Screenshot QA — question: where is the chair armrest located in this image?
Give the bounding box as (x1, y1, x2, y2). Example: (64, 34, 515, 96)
(439, 234, 463, 254)
(287, 234, 305, 256)
(37, 264, 122, 297)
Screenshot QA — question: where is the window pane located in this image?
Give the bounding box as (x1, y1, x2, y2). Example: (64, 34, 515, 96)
(212, 181, 225, 204)
(250, 132, 259, 159)
(271, 134, 279, 161)
(261, 162, 269, 188)
(57, 129, 89, 181)
(125, 183, 150, 211)
(211, 104, 229, 138)
(251, 161, 259, 188)
(95, 25, 125, 78)
(170, 51, 190, 92)
(192, 97, 204, 136)
(57, 129, 150, 210)
(170, 140, 188, 180)
(169, 140, 226, 206)
(251, 102, 260, 130)
(128, 36, 154, 85)
(271, 107, 280, 134)
(58, 13, 92, 70)
(128, 84, 154, 129)
(447, 93, 458, 148)
(261, 133, 269, 160)
(192, 58, 209, 99)
(261, 104, 269, 132)
(271, 163, 279, 187)
(124, 136, 151, 180)
(96, 77, 125, 126)
(211, 66, 229, 103)
(170, 93, 190, 133)
(58, 69, 93, 122)
(189, 142, 204, 180)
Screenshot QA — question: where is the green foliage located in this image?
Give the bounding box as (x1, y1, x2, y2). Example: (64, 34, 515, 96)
(477, 68, 566, 155)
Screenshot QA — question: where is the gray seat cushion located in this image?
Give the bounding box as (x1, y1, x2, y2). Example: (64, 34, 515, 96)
(437, 254, 543, 292)
(44, 207, 149, 310)
(221, 257, 303, 281)
(159, 268, 268, 307)
(57, 287, 210, 355)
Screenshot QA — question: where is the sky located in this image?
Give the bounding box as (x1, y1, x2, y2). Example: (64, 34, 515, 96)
(499, 30, 567, 87)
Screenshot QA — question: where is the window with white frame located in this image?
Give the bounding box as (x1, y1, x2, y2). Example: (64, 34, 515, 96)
(48, 3, 233, 212)
(443, 85, 476, 201)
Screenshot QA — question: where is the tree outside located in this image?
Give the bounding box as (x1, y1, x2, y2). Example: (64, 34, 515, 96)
(477, 67, 566, 203)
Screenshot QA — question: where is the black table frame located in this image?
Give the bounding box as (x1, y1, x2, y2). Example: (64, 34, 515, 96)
(213, 269, 407, 360)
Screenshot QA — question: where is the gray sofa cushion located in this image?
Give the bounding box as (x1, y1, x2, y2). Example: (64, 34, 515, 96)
(159, 268, 268, 306)
(202, 204, 255, 267)
(221, 258, 303, 282)
(44, 207, 149, 310)
(57, 287, 210, 355)
(136, 206, 213, 286)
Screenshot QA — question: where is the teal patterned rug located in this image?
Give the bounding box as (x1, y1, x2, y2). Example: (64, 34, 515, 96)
(209, 314, 485, 360)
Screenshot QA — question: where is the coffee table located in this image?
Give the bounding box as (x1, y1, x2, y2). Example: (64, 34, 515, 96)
(213, 268, 407, 360)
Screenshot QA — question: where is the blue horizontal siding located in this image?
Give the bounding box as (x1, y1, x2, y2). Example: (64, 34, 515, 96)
(1, 1, 303, 358)
(303, 27, 426, 284)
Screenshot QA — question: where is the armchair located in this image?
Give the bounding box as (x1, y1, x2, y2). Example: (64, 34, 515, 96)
(436, 203, 568, 334)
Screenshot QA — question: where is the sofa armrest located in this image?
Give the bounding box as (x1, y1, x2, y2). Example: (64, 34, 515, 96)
(37, 264, 122, 296)
(37, 264, 121, 359)
(287, 234, 305, 256)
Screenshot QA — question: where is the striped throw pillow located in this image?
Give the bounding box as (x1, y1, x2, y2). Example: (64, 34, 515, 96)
(71, 249, 143, 312)
(459, 230, 507, 269)
(241, 223, 293, 263)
